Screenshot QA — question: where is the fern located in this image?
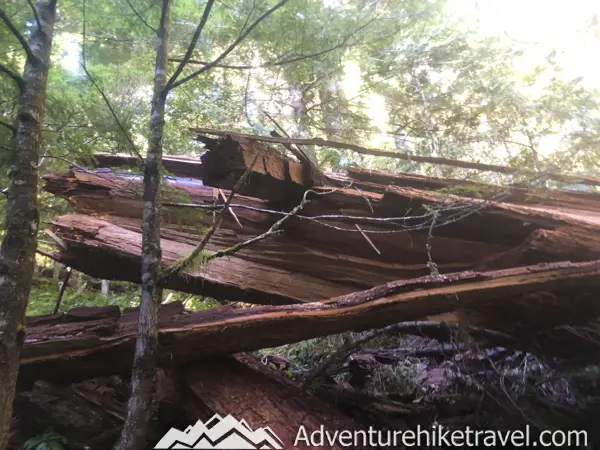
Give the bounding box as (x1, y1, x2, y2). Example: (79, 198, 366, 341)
(24, 430, 66, 450)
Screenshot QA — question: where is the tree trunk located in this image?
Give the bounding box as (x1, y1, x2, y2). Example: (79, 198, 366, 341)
(17, 259, 600, 386)
(0, 1, 57, 448)
(114, 1, 171, 449)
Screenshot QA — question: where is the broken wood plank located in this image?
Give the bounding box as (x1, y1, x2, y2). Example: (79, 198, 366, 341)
(17, 260, 600, 385)
(196, 135, 306, 202)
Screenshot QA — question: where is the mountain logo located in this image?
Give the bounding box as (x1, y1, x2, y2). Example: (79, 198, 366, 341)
(154, 413, 284, 449)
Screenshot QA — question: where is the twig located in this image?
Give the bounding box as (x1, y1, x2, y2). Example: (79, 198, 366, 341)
(54, 267, 72, 314)
(0, 63, 25, 91)
(125, 0, 157, 33)
(159, 154, 259, 281)
(44, 229, 67, 250)
(0, 7, 41, 64)
(204, 192, 311, 264)
(354, 223, 381, 255)
(80, 0, 142, 162)
(170, 0, 291, 89)
(302, 323, 403, 390)
(36, 248, 61, 262)
(164, 0, 215, 92)
(167, 18, 375, 70)
(26, 0, 42, 31)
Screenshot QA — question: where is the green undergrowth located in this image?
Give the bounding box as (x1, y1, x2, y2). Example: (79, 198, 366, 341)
(27, 278, 220, 316)
(27, 279, 139, 316)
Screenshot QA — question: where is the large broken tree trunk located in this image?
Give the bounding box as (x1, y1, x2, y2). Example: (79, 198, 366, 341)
(0, 2, 57, 447)
(10, 353, 363, 450)
(17, 260, 600, 386)
(43, 167, 600, 306)
(180, 354, 366, 450)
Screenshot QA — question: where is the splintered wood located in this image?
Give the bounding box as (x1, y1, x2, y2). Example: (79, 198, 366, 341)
(36, 134, 600, 371)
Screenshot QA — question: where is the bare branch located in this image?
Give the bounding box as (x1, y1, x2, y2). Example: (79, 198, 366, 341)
(125, 0, 157, 33)
(80, 64, 143, 161)
(190, 128, 600, 187)
(0, 7, 40, 64)
(204, 191, 311, 264)
(354, 223, 381, 255)
(302, 323, 403, 390)
(170, 0, 290, 89)
(0, 62, 25, 91)
(54, 267, 73, 314)
(164, 0, 215, 93)
(26, 0, 42, 31)
(218, 188, 243, 228)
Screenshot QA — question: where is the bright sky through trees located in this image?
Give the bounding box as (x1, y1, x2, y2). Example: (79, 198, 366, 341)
(449, 0, 600, 88)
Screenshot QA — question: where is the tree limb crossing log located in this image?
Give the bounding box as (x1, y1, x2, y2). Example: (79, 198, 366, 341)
(190, 128, 600, 187)
(18, 260, 600, 385)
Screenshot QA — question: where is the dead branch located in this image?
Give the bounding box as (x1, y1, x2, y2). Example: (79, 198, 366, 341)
(80, 0, 142, 162)
(203, 191, 311, 266)
(164, 0, 215, 92)
(302, 323, 409, 389)
(190, 128, 600, 186)
(54, 267, 73, 314)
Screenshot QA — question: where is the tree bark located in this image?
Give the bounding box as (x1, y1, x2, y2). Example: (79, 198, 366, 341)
(17, 260, 600, 385)
(114, 1, 171, 449)
(0, 1, 57, 448)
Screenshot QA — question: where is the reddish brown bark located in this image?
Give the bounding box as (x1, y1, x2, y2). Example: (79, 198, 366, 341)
(43, 168, 600, 307)
(182, 354, 365, 449)
(17, 260, 600, 386)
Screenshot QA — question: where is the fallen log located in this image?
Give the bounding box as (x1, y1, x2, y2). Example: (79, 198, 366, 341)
(48, 214, 353, 304)
(11, 353, 363, 450)
(44, 168, 600, 305)
(345, 166, 600, 219)
(180, 354, 366, 450)
(190, 128, 600, 187)
(18, 260, 600, 385)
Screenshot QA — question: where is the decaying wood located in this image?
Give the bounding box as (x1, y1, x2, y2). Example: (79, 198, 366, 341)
(43, 167, 600, 307)
(10, 353, 364, 449)
(10, 378, 124, 450)
(17, 260, 600, 385)
(182, 354, 365, 450)
(94, 153, 203, 178)
(196, 134, 307, 201)
(190, 128, 600, 187)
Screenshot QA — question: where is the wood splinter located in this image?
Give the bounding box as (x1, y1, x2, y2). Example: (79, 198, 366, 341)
(354, 223, 381, 255)
(218, 188, 243, 228)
